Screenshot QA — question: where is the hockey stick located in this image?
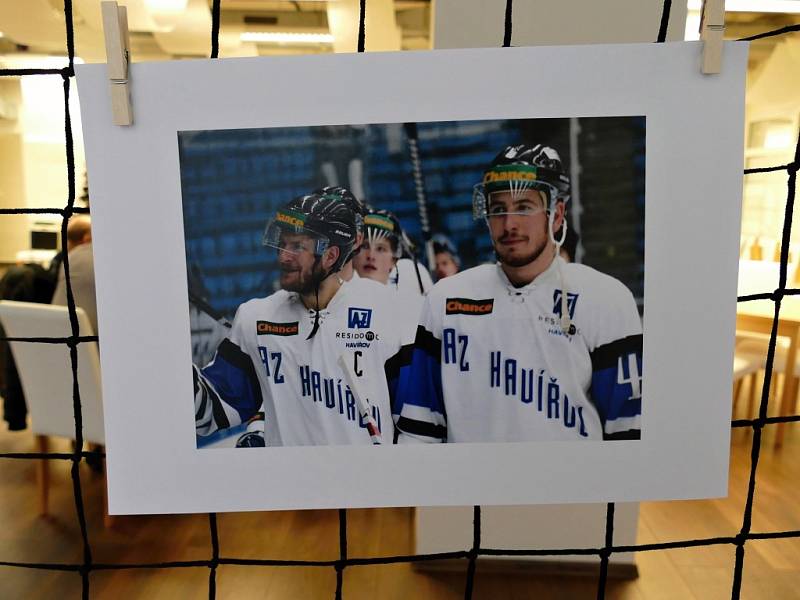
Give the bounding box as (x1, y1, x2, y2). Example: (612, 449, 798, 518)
(337, 354, 382, 445)
(188, 287, 232, 329)
(403, 122, 435, 291)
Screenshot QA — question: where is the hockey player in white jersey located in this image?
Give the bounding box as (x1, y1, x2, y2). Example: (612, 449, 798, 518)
(353, 207, 424, 356)
(395, 144, 643, 443)
(193, 189, 413, 446)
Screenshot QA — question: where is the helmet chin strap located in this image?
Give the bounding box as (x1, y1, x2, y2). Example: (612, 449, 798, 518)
(304, 256, 347, 340)
(305, 255, 327, 340)
(548, 208, 572, 335)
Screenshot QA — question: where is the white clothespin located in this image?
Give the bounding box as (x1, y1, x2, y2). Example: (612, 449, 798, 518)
(700, 0, 725, 75)
(101, 1, 133, 125)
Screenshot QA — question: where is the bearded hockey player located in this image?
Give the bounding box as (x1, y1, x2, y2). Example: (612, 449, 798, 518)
(193, 190, 412, 446)
(395, 144, 643, 443)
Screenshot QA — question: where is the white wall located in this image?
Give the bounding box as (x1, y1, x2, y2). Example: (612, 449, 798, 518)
(434, 0, 688, 48)
(0, 78, 27, 263)
(417, 504, 639, 565)
(0, 56, 87, 263)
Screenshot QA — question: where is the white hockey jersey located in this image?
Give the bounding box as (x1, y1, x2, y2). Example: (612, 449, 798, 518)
(395, 257, 643, 443)
(194, 276, 416, 446)
(390, 258, 433, 296)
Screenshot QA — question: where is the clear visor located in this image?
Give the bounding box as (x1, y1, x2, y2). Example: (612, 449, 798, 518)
(472, 180, 559, 220)
(262, 220, 330, 258)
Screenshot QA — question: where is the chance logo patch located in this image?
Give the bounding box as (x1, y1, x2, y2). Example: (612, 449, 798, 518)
(445, 298, 494, 316)
(348, 307, 373, 329)
(257, 321, 299, 336)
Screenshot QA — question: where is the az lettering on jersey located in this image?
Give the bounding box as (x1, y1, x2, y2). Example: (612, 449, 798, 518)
(258, 346, 284, 384)
(442, 328, 470, 371)
(257, 321, 299, 336)
(445, 298, 494, 316)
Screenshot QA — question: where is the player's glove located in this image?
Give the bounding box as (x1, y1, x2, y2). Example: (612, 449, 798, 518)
(236, 412, 266, 448)
(236, 430, 265, 447)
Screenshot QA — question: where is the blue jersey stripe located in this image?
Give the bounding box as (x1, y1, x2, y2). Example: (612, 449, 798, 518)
(202, 339, 263, 423)
(397, 347, 445, 412)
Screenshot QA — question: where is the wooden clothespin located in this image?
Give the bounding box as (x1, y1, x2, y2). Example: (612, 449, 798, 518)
(700, 0, 725, 75)
(101, 1, 133, 125)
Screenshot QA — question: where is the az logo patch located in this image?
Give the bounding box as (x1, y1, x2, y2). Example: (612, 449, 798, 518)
(552, 291, 579, 320)
(348, 307, 372, 329)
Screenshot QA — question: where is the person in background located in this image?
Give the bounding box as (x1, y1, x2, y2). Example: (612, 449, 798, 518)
(52, 215, 97, 336)
(432, 234, 461, 281)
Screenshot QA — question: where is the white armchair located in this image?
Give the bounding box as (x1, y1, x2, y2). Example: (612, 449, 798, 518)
(0, 300, 104, 518)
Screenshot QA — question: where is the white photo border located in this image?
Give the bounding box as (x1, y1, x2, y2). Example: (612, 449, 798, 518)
(75, 42, 747, 514)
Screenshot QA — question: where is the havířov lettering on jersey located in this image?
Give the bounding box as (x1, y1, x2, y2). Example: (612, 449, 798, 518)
(396, 257, 643, 443)
(194, 277, 416, 446)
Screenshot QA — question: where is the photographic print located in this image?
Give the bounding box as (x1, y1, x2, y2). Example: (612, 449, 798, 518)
(75, 42, 746, 513)
(179, 118, 645, 450)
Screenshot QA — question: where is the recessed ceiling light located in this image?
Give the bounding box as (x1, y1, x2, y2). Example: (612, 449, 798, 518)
(241, 32, 335, 44)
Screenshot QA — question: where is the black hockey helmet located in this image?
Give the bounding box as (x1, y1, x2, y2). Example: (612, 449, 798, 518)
(473, 143, 571, 220)
(312, 186, 367, 235)
(263, 191, 358, 274)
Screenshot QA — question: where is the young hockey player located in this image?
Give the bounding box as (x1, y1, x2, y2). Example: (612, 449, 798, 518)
(353, 208, 405, 286)
(395, 144, 643, 443)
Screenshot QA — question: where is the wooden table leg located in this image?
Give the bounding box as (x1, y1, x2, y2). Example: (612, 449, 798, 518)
(776, 325, 799, 447)
(36, 435, 49, 516)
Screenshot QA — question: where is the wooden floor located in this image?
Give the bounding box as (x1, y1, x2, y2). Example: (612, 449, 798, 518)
(1, 385, 799, 599)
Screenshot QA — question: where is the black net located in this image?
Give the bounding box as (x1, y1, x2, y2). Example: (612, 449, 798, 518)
(0, 1, 799, 599)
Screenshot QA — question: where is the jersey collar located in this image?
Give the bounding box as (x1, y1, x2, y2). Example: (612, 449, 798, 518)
(494, 254, 563, 294)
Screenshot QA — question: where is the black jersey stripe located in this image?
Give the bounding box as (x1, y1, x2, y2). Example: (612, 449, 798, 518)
(591, 334, 643, 371)
(384, 343, 414, 381)
(396, 416, 446, 441)
(196, 382, 208, 422)
(209, 382, 231, 431)
(604, 429, 641, 441)
(415, 325, 441, 360)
